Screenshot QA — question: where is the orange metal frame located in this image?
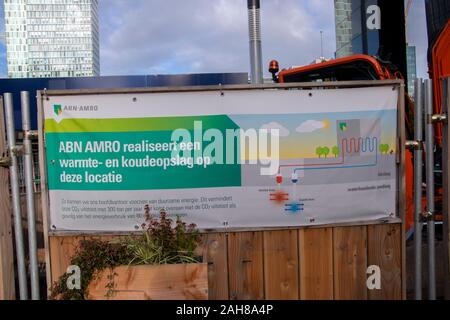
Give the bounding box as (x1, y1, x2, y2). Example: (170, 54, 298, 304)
(276, 54, 416, 233)
(430, 19, 450, 146)
(278, 54, 395, 82)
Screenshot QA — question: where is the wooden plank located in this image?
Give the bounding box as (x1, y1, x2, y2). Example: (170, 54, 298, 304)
(367, 224, 402, 300)
(199, 233, 229, 300)
(0, 96, 15, 300)
(84, 235, 118, 242)
(37, 248, 46, 264)
(20, 193, 44, 233)
(227, 231, 264, 300)
(48, 217, 403, 237)
(263, 230, 299, 300)
(49, 236, 84, 285)
(88, 263, 208, 300)
(333, 226, 368, 300)
(299, 228, 333, 300)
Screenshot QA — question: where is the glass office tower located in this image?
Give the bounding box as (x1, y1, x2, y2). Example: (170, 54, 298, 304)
(335, 0, 353, 58)
(333, 0, 407, 91)
(3, 0, 99, 78)
(406, 45, 417, 98)
(334, 0, 405, 58)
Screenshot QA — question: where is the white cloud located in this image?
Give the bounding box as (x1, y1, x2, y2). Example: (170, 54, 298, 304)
(260, 121, 290, 137)
(0, 0, 429, 79)
(295, 120, 325, 133)
(99, 0, 336, 76)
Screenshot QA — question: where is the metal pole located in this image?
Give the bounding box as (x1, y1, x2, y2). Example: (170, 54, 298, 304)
(3, 93, 28, 300)
(424, 80, 436, 300)
(414, 79, 423, 300)
(442, 77, 450, 299)
(21, 92, 40, 300)
(320, 31, 324, 58)
(247, 0, 263, 84)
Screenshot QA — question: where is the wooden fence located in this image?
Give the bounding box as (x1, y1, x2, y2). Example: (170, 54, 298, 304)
(42, 81, 406, 300)
(48, 223, 403, 300)
(1, 81, 407, 300)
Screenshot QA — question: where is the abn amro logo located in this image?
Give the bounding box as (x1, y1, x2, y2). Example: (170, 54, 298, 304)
(53, 104, 63, 123)
(339, 122, 348, 132)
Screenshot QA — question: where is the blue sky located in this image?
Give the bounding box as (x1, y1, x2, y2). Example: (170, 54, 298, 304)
(0, 0, 429, 78)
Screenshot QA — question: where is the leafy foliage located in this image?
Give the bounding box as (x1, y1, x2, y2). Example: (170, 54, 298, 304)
(120, 206, 200, 265)
(50, 208, 201, 300)
(49, 239, 132, 300)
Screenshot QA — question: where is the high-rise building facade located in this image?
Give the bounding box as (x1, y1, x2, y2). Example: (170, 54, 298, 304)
(333, 1, 407, 91)
(335, 0, 353, 58)
(334, 1, 406, 58)
(406, 45, 417, 98)
(425, 0, 450, 59)
(3, 0, 99, 78)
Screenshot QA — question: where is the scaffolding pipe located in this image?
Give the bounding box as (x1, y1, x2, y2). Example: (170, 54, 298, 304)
(424, 80, 436, 299)
(444, 77, 450, 300)
(414, 79, 423, 300)
(247, 0, 263, 84)
(3, 93, 28, 300)
(21, 91, 40, 300)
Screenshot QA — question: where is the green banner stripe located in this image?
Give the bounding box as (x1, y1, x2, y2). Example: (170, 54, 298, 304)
(45, 130, 242, 190)
(45, 115, 238, 133)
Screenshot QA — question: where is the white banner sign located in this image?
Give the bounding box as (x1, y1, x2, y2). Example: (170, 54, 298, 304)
(42, 86, 398, 231)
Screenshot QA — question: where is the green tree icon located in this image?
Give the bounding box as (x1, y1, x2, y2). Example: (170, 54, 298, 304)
(316, 147, 323, 158)
(323, 147, 330, 158)
(332, 145, 340, 158)
(379, 144, 389, 154)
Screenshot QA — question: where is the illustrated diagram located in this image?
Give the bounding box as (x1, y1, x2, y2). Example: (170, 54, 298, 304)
(269, 118, 388, 215)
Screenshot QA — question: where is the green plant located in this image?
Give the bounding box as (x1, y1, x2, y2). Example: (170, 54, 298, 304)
(120, 207, 200, 265)
(49, 239, 133, 300)
(50, 208, 201, 300)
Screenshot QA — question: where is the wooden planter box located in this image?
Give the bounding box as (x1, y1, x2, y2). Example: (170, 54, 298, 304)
(87, 263, 208, 300)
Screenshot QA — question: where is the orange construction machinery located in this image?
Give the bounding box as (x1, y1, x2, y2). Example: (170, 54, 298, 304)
(268, 19, 450, 235)
(429, 19, 450, 146)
